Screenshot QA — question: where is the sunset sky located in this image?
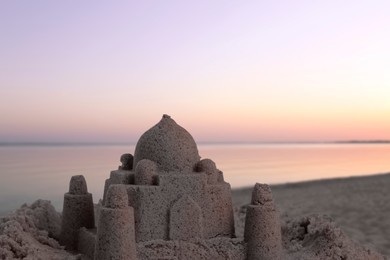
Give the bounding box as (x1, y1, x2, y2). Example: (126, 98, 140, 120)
(1, 1, 389, 143)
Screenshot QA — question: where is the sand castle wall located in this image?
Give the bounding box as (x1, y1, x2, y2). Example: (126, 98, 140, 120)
(103, 171, 235, 242)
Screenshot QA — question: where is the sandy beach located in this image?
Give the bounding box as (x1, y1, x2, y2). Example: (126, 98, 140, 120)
(233, 172, 390, 257)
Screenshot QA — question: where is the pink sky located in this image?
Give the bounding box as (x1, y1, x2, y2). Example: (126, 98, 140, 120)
(1, 1, 390, 143)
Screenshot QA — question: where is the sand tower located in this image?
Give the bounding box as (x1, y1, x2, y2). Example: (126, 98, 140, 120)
(60, 175, 94, 250)
(244, 183, 282, 260)
(94, 185, 137, 260)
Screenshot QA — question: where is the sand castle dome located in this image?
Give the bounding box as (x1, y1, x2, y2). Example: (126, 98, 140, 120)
(133, 115, 200, 173)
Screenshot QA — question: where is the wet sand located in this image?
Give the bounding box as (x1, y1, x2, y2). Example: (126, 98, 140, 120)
(232, 172, 390, 257)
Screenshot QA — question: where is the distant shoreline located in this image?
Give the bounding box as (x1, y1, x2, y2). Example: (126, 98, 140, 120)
(0, 140, 390, 147)
(334, 140, 390, 144)
(0, 142, 135, 147)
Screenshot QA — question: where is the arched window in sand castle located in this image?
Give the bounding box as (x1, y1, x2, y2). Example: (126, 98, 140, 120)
(169, 195, 203, 241)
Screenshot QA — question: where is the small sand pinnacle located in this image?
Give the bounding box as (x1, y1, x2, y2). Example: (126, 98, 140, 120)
(251, 183, 273, 206)
(69, 175, 88, 195)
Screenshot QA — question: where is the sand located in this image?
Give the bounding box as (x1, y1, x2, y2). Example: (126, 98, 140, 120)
(0, 200, 81, 259)
(233, 172, 390, 257)
(1, 173, 389, 259)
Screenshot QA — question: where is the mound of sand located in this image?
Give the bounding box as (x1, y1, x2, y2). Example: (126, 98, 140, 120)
(0, 200, 79, 260)
(282, 214, 382, 259)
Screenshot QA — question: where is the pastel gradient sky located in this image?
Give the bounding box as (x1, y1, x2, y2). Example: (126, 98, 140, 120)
(1, 1, 390, 143)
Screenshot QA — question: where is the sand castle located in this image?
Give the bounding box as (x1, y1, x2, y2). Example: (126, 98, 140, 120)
(59, 115, 283, 259)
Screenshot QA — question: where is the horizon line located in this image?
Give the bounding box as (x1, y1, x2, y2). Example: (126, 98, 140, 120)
(1, 140, 390, 147)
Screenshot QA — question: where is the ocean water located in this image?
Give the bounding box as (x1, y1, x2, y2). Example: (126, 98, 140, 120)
(0, 143, 389, 215)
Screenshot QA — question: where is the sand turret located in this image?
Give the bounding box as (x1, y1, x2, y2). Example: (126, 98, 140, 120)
(119, 153, 133, 170)
(244, 183, 282, 260)
(95, 185, 137, 260)
(60, 175, 94, 250)
(194, 158, 221, 184)
(134, 159, 157, 185)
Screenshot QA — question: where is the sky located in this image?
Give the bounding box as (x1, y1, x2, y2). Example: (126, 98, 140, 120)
(1, 0, 390, 143)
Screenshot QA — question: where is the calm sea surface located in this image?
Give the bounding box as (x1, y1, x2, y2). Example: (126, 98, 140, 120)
(1, 143, 389, 215)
